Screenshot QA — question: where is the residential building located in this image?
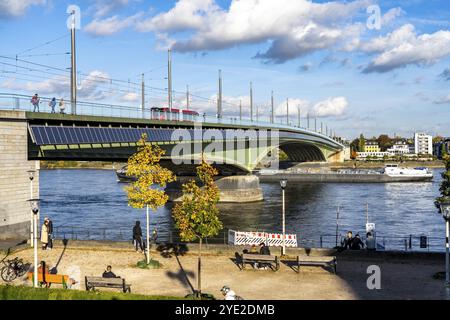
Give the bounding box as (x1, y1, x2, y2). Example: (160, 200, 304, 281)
(387, 140, 410, 155)
(357, 151, 392, 159)
(363, 140, 380, 153)
(414, 133, 433, 155)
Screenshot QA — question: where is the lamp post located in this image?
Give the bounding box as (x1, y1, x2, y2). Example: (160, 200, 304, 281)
(28, 198, 40, 288)
(440, 200, 450, 286)
(280, 179, 287, 255)
(27, 170, 36, 247)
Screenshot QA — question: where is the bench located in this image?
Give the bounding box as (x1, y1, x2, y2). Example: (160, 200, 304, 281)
(240, 253, 279, 271)
(296, 256, 337, 274)
(28, 272, 69, 288)
(85, 276, 131, 293)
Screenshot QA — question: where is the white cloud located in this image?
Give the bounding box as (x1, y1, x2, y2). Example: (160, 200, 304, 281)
(381, 7, 404, 26)
(84, 13, 142, 36)
(137, 0, 369, 63)
(274, 96, 348, 117)
(434, 94, 450, 105)
(136, 0, 216, 32)
(0, 70, 111, 101)
(360, 24, 450, 73)
(120, 92, 139, 102)
(312, 96, 348, 117)
(91, 0, 131, 17)
(275, 99, 309, 116)
(0, 0, 46, 18)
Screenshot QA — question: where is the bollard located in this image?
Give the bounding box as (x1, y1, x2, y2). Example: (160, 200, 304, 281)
(409, 235, 412, 249)
(320, 236, 323, 248)
(404, 239, 408, 251)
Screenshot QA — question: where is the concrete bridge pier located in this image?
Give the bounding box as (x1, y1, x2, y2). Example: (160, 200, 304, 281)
(166, 174, 264, 203)
(0, 111, 39, 240)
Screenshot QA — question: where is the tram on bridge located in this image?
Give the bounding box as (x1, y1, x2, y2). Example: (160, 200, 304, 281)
(150, 107, 199, 122)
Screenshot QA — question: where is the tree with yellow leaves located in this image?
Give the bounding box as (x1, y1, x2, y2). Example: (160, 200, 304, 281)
(172, 159, 223, 298)
(126, 133, 175, 265)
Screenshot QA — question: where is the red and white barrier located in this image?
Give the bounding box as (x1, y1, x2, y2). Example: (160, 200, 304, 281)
(228, 230, 297, 247)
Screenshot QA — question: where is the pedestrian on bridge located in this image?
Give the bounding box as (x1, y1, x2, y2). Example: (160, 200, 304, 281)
(49, 97, 56, 113)
(31, 94, 40, 112)
(59, 98, 65, 114)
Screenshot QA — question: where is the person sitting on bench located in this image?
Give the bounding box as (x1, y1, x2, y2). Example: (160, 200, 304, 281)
(102, 265, 119, 278)
(258, 242, 271, 269)
(259, 242, 270, 255)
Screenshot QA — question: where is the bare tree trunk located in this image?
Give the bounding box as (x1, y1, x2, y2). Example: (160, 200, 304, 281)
(146, 205, 150, 264)
(197, 237, 202, 298)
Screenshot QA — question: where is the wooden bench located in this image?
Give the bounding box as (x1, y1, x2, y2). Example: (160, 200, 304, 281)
(28, 272, 69, 288)
(240, 253, 279, 271)
(85, 276, 131, 293)
(296, 256, 337, 274)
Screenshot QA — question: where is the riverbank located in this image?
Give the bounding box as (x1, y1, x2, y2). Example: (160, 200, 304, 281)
(2, 240, 448, 300)
(40, 161, 125, 170)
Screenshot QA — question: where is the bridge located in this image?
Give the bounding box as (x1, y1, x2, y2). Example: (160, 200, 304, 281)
(0, 92, 344, 239)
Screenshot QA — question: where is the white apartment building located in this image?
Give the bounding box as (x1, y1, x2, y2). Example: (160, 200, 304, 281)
(414, 133, 433, 155)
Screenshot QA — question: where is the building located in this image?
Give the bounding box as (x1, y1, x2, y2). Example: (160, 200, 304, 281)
(363, 140, 380, 153)
(434, 138, 450, 159)
(357, 151, 392, 159)
(414, 133, 433, 155)
(387, 140, 410, 155)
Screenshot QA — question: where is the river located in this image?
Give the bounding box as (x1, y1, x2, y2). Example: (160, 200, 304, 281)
(40, 168, 446, 251)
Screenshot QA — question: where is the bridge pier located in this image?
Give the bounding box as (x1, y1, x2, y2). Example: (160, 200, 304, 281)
(0, 111, 39, 240)
(166, 174, 264, 203)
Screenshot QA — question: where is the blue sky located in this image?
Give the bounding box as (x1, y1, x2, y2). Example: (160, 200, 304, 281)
(0, 0, 449, 139)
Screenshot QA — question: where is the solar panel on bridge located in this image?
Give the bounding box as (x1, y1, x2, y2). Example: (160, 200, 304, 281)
(30, 126, 181, 145)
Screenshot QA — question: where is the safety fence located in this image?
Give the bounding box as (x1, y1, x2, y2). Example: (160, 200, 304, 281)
(51, 225, 446, 252)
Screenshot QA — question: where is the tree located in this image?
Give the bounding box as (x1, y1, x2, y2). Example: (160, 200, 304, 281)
(350, 139, 360, 152)
(377, 134, 393, 151)
(126, 134, 175, 264)
(436, 154, 450, 211)
(172, 159, 223, 297)
(358, 134, 365, 152)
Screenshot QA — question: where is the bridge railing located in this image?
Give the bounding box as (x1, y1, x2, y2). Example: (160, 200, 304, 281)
(0, 92, 343, 148)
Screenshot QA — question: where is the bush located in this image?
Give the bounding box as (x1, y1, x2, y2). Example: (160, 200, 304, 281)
(0, 285, 182, 300)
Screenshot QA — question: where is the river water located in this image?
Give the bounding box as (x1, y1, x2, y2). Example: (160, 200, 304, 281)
(40, 168, 446, 251)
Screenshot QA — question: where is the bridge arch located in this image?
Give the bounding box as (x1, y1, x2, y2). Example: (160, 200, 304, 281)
(278, 142, 326, 162)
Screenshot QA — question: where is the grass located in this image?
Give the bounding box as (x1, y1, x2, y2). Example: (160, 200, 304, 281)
(0, 285, 184, 300)
(136, 259, 161, 269)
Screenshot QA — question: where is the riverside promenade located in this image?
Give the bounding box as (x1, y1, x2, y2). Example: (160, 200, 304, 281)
(1, 240, 448, 300)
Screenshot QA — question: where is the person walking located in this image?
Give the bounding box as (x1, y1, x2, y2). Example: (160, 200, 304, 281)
(40, 219, 50, 250)
(59, 98, 65, 114)
(49, 97, 56, 113)
(45, 217, 53, 250)
(31, 94, 40, 112)
(132, 221, 144, 253)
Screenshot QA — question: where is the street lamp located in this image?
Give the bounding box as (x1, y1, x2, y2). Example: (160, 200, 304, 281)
(27, 170, 36, 247)
(28, 198, 40, 288)
(280, 179, 287, 255)
(440, 200, 450, 286)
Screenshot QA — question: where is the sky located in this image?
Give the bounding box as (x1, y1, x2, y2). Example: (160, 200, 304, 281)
(0, 0, 449, 140)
